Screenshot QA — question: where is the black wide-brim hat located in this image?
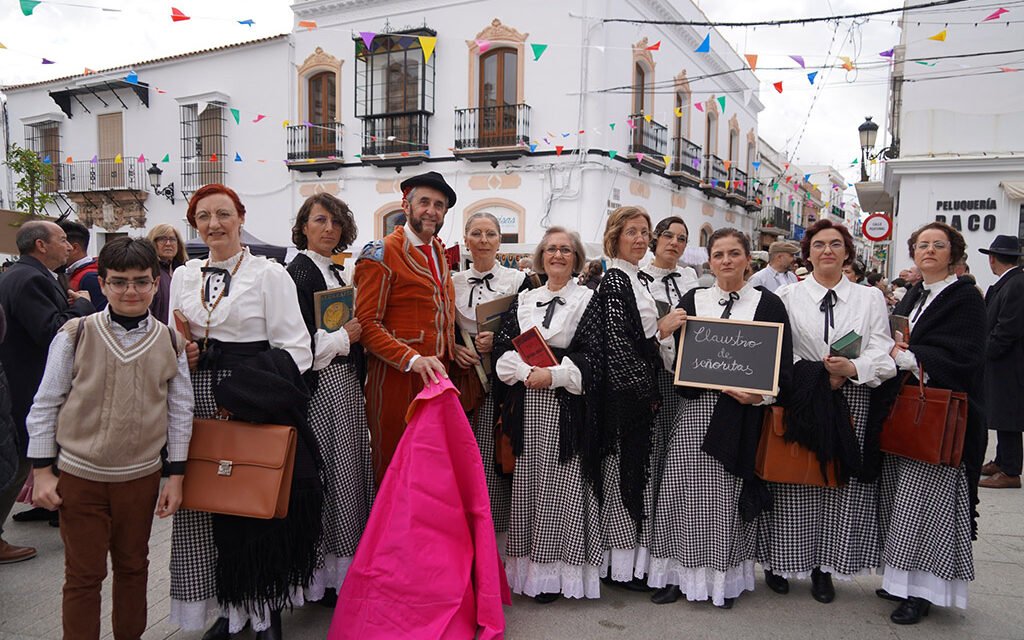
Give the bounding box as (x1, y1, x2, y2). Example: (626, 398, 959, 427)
(978, 234, 1024, 256)
(399, 171, 457, 208)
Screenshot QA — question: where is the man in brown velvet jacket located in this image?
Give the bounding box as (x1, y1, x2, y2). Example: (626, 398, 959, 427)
(354, 171, 462, 483)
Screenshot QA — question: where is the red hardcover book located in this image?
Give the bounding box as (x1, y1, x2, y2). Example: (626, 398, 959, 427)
(511, 326, 559, 368)
(172, 309, 192, 342)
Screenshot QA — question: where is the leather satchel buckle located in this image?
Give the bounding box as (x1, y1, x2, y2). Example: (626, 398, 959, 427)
(218, 460, 233, 476)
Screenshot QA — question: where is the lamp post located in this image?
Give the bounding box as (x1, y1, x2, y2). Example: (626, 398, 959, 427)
(146, 163, 176, 205)
(857, 116, 879, 182)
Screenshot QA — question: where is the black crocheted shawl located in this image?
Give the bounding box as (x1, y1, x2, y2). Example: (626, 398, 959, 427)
(492, 293, 603, 499)
(590, 267, 662, 525)
(676, 286, 793, 521)
(876, 278, 988, 537)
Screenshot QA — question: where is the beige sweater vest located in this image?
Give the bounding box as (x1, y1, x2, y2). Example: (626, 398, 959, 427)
(55, 315, 180, 482)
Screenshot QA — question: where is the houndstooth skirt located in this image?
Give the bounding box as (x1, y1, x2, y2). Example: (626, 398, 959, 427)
(505, 388, 603, 599)
(306, 361, 375, 594)
(878, 453, 973, 607)
(471, 392, 512, 533)
(169, 370, 317, 633)
(647, 390, 757, 604)
(635, 368, 681, 574)
(756, 383, 881, 579)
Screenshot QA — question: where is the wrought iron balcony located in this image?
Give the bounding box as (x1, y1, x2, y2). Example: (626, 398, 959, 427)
(286, 121, 343, 162)
(728, 167, 749, 200)
(703, 154, 727, 187)
(669, 136, 702, 180)
(627, 114, 668, 158)
(454, 104, 530, 154)
(361, 112, 430, 158)
(761, 206, 792, 234)
(57, 158, 147, 193)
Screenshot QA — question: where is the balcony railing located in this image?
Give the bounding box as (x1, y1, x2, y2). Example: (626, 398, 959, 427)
(763, 206, 792, 233)
(361, 112, 430, 156)
(729, 167, 749, 200)
(454, 104, 530, 150)
(628, 114, 668, 157)
(57, 158, 147, 193)
(287, 121, 343, 161)
(670, 136, 702, 178)
(704, 154, 727, 185)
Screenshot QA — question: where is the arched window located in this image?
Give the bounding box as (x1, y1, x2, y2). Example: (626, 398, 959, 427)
(700, 224, 714, 248)
(705, 110, 719, 158)
(308, 71, 337, 154)
(728, 129, 739, 163)
(479, 48, 519, 146)
(382, 210, 405, 237)
(633, 63, 647, 115)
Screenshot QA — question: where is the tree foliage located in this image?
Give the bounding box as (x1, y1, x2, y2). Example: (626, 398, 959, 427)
(5, 143, 55, 215)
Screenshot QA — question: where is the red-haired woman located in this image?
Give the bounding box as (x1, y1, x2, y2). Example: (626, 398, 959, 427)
(168, 184, 318, 639)
(758, 219, 896, 604)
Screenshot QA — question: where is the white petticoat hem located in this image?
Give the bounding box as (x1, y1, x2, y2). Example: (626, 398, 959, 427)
(505, 556, 602, 599)
(602, 547, 646, 582)
(881, 565, 968, 609)
(306, 553, 355, 601)
(760, 563, 880, 581)
(647, 559, 756, 606)
(169, 586, 309, 633)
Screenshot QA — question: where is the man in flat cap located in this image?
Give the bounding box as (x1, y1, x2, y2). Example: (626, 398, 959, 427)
(747, 240, 800, 292)
(354, 171, 459, 483)
(978, 235, 1024, 489)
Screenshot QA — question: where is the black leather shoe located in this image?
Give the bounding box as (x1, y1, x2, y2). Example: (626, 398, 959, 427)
(318, 588, 338, 608)
(601, 575, 652, 592)
(255, 610, 282, 640)
(12, 507, 53, 522)
(810, 567, 835, 603)
(534, 592, 561, 604)
(201, 617, 230, 640)
(875, 588, 904, 602)
(650, 585, 682, 604)
(716, 597, 735, 609)
(764, 570, 790, 594)
(891, 597, 931, 625)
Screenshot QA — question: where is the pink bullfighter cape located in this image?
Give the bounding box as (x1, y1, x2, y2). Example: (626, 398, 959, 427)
(328, 377, 511, 639)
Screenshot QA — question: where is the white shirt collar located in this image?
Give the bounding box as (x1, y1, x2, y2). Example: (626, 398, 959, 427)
(922, 274, 957, 292)
(609, 257, 640, 275)
(207, 247, 247, 269)
(709, 280, 756, 300)
(804, 271, 853, 303)
(67, 256, 93, 272)
(299, 249, 336, 269)
(643, 261, 677, 278)
(469, 262, 501, 279)
(542, 278, 579, 299)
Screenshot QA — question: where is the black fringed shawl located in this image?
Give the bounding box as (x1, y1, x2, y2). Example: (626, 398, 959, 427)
(590, 267, 662, 525)
(874, 278, 988, 537)
(676, 286, 794, 522)
(210, 348, 324, 612)
(492, 293, 603, 499)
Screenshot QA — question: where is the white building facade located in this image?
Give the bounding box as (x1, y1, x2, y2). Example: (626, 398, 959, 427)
(881, 0, 1024, 289)
(2, 0, 764, 265)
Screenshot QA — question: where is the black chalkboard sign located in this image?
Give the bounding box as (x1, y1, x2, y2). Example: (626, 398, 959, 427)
(674, 316, 785, 396)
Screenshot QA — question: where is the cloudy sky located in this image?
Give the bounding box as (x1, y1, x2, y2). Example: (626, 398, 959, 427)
(0, 0, 909, 187)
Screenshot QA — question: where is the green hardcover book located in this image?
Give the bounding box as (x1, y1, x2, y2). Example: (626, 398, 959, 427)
(829, 329, 862, 359)
(314, 287, 354, 333)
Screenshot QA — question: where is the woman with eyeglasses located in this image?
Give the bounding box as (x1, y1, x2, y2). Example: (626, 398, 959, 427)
(874, 222, 986, 624)
(167, 184, 317, 640)
(647, 228, 792, 609)
(590, 207, 685, 592)
(492, 227, 602, 603)
(450, 212, 526, 545)
(286, 193, 374, 606)
(758, 219, 896, 605)
(146, 224, 187, 324)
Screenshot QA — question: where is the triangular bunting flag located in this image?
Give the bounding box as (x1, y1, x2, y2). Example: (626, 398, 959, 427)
(476, 39, 490, 53)
(125, 71, 139, 84)
(646, 40, 661, 51)
(643, 114, 652, 123)
(717, 96, 726, 113)
(210, 153, 218, 162)
(555, 145, 564, 156)
(1000, 67, 1020, 72)
(234, 152, 242, 162)
(252, 114, 265, 123)
(627, 119, 635, 129)
(42, 155, 51, 164)
(695, 102, 704, 112)
(170, 7, 190, 22)
(297, 20, 317, 30)
(423, 150, 431, 157)
(724, 159, 732, 171)
(840, 56, 854, 71)
(807, 71, 818, 85)
(137, 154, 145, 163)
(41, 58, 54, 64)
(695, 34, 710, 53)
(608, 150, 618, 159)
(531, 43, 548, 61)
(90, 155, 98, 164)
(744, 54, 758, 71)
(20, 0, 41, 17)
(663, 155, 672, 166)
(238, 19, 255, 27)
(636, 153, 645, 163)
(880, 48, 894, 58)
(983, 8, 1009, 21)
(161, 154, 170, 163)
(230, 108, 240, 124)
(773, 81, 784, 93)
(928, 29, 947, 41)
(114, 154, 123, 164)
(803, 173, 811, 181)
(752, 161, 761, 170)
(83, 67, 96, 74)
(419, 36, 437, 63)
(851, 158, 858, 165)
(65, 156, 72, 163)
(282, 120, 290, 127)
(674, 107, 683, 118)
(789, 55, 805, 68)
(609, 123, 615, 130)
(529, 143, 538, 153)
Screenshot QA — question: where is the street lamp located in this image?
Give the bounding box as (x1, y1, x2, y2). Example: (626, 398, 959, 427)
(146, 163, 176, 205)
(858, 116, 879, 182)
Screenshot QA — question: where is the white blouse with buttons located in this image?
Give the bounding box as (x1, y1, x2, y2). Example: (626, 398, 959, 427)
(495, 279, 593, 395)
(776, 274, 896, 387)
(451, 262, 526, 334)
(298, 249, 352, 371)
(640, 259, 700, 309)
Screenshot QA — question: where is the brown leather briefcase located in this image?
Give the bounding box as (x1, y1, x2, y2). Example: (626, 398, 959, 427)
(755, 406, 842, 488)
(880, 368, 967, 467)
(182, 417, 297, 519)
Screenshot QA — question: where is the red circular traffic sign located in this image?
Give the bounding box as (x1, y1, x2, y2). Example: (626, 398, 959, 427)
(862, 214, 892, 242)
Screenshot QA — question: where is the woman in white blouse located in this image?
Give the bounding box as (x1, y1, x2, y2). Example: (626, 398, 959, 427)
(168, 184, 314, 640)
(492, 226, 602, 603)
(760, 219, 896, 604)
(877, 222, 986, 624)
(593, 207, 684, 591)
(450, 212, 525, 544)
(648, 228, 792, 609)
(286, 194, 374, 605)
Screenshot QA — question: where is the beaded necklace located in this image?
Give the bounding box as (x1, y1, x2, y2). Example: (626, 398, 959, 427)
(199, 249, 246, 349)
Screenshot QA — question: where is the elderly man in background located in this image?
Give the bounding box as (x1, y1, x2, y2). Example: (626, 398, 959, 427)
(747, 240, 800, 292)
(0, 221, 94, 563)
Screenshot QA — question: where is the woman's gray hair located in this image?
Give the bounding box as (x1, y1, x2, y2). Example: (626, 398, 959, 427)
(464, 211, 501, 235)
(532, 226, 587, 275)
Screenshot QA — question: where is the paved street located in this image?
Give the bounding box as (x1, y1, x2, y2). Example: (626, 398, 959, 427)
(2, 441, 1022, 640)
